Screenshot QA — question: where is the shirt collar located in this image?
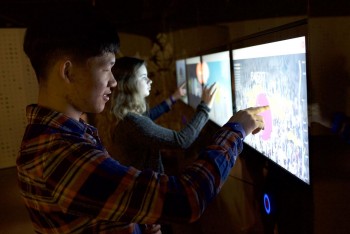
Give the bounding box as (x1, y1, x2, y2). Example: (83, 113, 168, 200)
(26, 104, 97, 137)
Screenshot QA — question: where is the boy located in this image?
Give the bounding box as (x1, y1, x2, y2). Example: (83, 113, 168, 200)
(17, 7, 268, 234)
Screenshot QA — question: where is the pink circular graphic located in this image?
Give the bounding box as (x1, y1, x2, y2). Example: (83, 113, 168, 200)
(256, 93, 272, 140)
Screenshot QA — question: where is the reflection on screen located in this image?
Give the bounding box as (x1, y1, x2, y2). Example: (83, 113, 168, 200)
(176, 59, 188, 104)
(201, 51, 233, 126)
(186, 56, 202, 109)
(232, 36, 310, 184)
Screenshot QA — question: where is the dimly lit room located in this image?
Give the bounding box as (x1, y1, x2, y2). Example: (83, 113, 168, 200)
(0, 0, 349, 233)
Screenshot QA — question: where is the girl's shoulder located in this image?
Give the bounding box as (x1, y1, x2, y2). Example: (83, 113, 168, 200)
(124, 112, 152, 125)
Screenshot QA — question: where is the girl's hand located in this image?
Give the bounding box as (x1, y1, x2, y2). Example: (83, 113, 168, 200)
(171, 82, 187, 101)
(201, 83, 217, 108)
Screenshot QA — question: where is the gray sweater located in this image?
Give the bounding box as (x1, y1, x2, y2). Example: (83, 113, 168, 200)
(108, 101, 210, 173)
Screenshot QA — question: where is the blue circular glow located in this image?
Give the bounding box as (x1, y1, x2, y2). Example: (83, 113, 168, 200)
(264, 193, 271, 214)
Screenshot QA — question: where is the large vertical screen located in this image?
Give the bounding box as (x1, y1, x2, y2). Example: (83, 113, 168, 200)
(201, 51, 233, 126)
(232, 36, 310, 184)
(175, 59, 188, 104)
(186, 56, 202, 109)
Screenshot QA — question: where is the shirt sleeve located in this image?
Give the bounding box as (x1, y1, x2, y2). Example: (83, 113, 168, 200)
(147, 101, 171, 120)
(52, 124, 244, 224)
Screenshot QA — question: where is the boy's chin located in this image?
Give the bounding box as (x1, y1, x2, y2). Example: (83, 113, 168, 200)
(93, 105, 106, 114)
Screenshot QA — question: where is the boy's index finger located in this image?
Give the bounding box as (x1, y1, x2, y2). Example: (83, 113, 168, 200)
(253, 105, 270, 113)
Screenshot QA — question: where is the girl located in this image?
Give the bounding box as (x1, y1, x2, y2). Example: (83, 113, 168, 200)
(94, 56, 216, 173)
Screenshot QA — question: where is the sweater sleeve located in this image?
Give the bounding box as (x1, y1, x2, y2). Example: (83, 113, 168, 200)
(126, 102, 210, 149)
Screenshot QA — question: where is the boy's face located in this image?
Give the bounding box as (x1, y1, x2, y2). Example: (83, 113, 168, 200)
(66, 52, 117, 115)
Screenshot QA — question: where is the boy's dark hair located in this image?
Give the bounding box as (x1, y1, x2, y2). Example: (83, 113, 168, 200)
(23, 6, 120, 82)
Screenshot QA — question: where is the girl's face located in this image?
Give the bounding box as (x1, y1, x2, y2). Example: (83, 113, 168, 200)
(135, 64, 152, 98)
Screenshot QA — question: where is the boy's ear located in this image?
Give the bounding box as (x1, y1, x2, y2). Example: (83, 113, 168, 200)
(59, 60, 73, 82)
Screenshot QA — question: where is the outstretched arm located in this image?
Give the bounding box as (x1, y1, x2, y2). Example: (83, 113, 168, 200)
(55, 106, 268, 224)
(148, 83, 187, 120)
